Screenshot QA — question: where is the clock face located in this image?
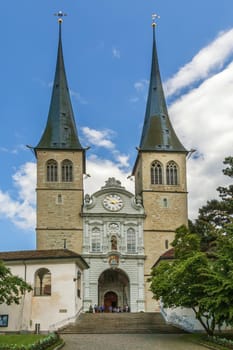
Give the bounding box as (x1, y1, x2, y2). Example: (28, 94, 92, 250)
(103, 194, 123, 211)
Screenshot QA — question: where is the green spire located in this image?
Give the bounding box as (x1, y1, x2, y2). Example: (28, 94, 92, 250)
(139, 22, 186, 152)
(36, 19, 83, 150)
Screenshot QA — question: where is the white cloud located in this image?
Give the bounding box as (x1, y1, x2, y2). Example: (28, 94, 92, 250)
(82, 127, 115, 149)
(130, 79, 149, 103)
(112, 47, 121, 59)
(69, 89, 87, 104)
(164, 28, 233, 97)
(0, 162, 36, 230)
(0, 144, 26, 155)
(84, 155, 134, 195)
(169, 59, 233, 220)
(134, 79, 149, 92)
(114, 153, 130, 168)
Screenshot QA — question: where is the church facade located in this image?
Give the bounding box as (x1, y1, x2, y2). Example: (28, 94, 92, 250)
(0, 16, 189, 331)
(34, 17, 188, 314)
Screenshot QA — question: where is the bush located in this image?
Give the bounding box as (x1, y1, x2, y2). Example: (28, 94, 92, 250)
(207, 335, 233, 349)
(0, 333, 59, 350)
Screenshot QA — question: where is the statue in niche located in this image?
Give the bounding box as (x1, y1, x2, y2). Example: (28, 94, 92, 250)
(84, 194, 91, 205)
(111, 235, 117, 251)
(135, 194, 142, 206)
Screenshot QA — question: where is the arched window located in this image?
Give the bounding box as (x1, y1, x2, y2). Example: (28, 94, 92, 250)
(151, 161, 163, 184)
(34, 268, 51, 296)
(62, 159, 73, 182)
(91, 227, 101, 252)
(166, 161, 178, 185)
(127, 228, 136, 253)
(46, 160, 58, 182)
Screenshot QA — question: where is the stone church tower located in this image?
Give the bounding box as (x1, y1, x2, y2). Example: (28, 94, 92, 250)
(34, 17, 188, 312)
(34, 19, 85, 253)
(133, 22, 188, 309)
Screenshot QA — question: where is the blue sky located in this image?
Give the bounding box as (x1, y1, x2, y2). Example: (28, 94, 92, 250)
(1, 0, 233, 251)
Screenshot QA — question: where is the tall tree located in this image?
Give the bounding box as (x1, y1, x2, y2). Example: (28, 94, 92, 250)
(0, 261, 32, 305)
(200, 223, 233, 329)
(150, 226, 217, 335)
(150, 157, 233, 335)
(198, 156, 233, 230)
(192, 156, 233, 253)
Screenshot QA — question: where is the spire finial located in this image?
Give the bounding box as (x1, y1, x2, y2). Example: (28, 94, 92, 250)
(54, 10, 67, 23)
(152, 13, 160, 27)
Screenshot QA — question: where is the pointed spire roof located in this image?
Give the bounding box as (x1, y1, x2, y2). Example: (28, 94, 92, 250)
(139, 22, 186, 153)
(36, 19, 83, 150)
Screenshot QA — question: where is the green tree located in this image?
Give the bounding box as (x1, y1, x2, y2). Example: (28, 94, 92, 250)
(150, 156, 233, 335)
(196, 156, 233, 236)
(150, 226, 217, 335)
(0, 261, 32, 305)
(200, 223, 233, 330)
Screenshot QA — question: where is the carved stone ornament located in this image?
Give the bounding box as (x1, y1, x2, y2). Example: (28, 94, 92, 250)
(109, 223, 119, 232)
(101, 177, 124, 189)
(109, 255, 119, 268)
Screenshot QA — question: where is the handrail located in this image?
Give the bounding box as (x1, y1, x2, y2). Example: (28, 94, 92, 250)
(49, 306, 83, 331)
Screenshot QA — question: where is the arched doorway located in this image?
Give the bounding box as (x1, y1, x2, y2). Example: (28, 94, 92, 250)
(104, 291, 118, 310)
(98, 268, 130, 311)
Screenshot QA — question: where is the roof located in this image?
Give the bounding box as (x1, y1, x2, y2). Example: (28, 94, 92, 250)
(35, 21, 83, 151)
(0, 249, 89, 269)
(139, 26, 186, 153)
(152, 248, 175, 268)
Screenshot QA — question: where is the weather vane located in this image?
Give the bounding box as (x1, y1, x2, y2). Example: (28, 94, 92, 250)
(152, 13, 160, 27)
(54, 11, 67, 23)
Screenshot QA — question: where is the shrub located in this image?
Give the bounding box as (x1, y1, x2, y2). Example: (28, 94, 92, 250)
(0, 333, 59, 350)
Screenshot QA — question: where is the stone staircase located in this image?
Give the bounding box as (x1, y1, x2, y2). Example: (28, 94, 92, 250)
(59, 312, 186, 334)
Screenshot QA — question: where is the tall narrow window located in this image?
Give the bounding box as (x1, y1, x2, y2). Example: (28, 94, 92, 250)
(166, 161, 178, 185)
(57, 194, 62, 204)
(34, 268, 51, 296)
(127, 228, 136, 253)
(91, 227, 101, 252)
(46, 160, 58, 182)
(163, 198, 168, 208)
(151, 161, 163, 184)
(62, 159, 73, 182)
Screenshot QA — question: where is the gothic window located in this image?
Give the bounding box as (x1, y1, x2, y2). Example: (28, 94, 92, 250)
(127, 228, 136, 253)
(166, 161, 178, 185)
(111, 235, 117, 251)
(34, 268, 51, 296)
(151, 161, 163, 184)
(163, 198, 168, 208)
(91, 227, 101, 252)
(46, 159, 58, 182)
(62, 159, 73, 182)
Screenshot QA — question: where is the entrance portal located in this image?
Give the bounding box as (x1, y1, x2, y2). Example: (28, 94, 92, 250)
(104, 291, 118, 310)
(98, 268, 130, 311)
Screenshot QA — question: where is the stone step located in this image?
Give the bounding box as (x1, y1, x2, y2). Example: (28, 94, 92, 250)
(59, 312, 185, 334)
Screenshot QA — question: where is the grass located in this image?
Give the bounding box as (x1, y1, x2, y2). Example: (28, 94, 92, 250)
(0, 334, 47, 345)
(1, 333, 233, 350)
(184, 333, 233, 350)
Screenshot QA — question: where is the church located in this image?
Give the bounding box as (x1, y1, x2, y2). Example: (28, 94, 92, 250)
(0, 15, 189, 332)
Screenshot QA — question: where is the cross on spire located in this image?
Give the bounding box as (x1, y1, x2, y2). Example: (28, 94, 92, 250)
(54, 11, 67, 23)
(152, 13, 160, 27)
